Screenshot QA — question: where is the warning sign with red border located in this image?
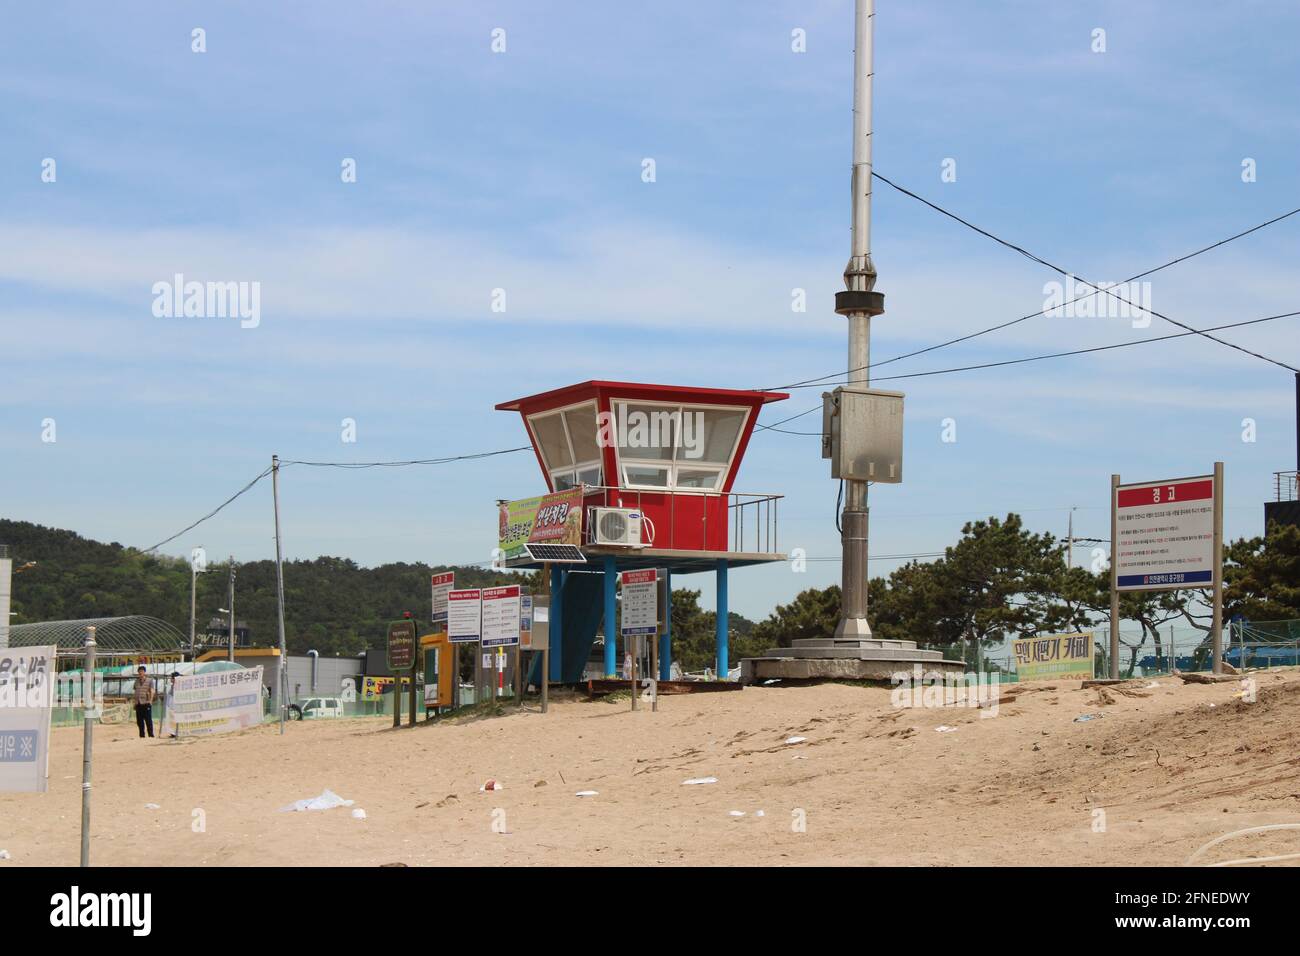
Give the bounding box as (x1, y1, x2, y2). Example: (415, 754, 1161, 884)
(1114, 475, 1216, 591)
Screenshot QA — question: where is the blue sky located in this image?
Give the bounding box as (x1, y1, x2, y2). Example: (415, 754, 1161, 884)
(2, 1, 1298, 620)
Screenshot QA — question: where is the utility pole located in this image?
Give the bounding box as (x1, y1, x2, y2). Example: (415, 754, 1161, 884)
(833, 0, 886, 640)
(272, 455, 289, 735)
(1066, 508, 1075, 568)
(189, 546, 204, 663)
(80, 624, 96, 867)
(227, 559, 237, 663)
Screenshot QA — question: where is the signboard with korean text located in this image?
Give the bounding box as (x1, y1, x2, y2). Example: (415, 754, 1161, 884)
(387, 619, 417, 671)
(1011, 633, 1094, 681)
(0, 645, 55, 793)
(362, 675, 410, 700)
(163, 666, 264, 738)
(498, 488, 584, 561)
(620, 569, 659, 636)
(519, 594, 533, 648)
(448, 589, 482, 644)
(431, 571, 454, 625)
(1114, 475, 1216, 591)
(481, 585, 521, 648)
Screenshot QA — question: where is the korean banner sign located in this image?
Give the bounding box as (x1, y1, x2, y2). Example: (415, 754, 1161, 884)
(1011, 633, 1094, 681)
(497, 488, 584, 561)
(0, 645, 55, 793)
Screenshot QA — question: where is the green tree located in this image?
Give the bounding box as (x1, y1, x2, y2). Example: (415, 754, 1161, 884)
(1224, 522, 1300, 620)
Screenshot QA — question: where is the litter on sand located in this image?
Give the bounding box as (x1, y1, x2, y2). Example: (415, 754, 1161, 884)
(575, 790, 599, 797)
(0, 850, 10, 861)
(729, 810, 746, 817)
(1145, 682, 1161, 688)
(351, 809, 367, 820)
(755, 810, 765, 817)
(682, 776, 718, 786)
(279, 789, 355, 812)
(785, 736, 807, 745)
(144, 803, 161, 810)
(1073, 714, 1104, 723)
(763, 679, 781, 685)
(479, 779, 503, 792)
(935, 725, 958, 733)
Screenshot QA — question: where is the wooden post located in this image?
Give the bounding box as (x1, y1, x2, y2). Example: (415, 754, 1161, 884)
(1212, 460, 1225, 675)
(1109, 473, 1120, 679)
(408, 665, 417, 727)
(391, 673, 400, 727)
(630, 634, 638, 712)
(651, 616, 659, 713)
(542, 647, 549, 714)
(451, 644, 459, 713)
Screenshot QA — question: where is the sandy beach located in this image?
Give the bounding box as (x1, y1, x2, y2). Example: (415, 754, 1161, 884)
(3, 671, 1298, 867)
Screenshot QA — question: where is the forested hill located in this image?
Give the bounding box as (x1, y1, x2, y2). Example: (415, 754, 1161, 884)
(0, 519, 538, 658)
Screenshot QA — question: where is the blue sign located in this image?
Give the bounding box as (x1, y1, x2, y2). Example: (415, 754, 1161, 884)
(0, 731, 38, 763)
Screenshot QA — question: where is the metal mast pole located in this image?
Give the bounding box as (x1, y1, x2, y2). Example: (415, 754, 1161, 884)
(272, 455, 289, 735)
(834, 0, 884, 640)
(80, 624, 96, 867)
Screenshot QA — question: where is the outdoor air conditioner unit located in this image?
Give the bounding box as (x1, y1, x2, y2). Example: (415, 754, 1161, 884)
(589, 507, 644, 547)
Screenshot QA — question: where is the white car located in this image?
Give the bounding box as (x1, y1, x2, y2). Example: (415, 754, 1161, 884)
(298, 697, 344, 719)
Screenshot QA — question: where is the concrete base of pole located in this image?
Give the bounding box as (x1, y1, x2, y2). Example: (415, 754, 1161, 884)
(833, 616, 875, 640)
(740, 637, 964, 683)
(740, 655, 963, 683)
(836, 508, 871, 640)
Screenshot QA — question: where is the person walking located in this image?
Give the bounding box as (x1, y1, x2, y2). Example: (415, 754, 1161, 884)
(133, 665, 156, 739)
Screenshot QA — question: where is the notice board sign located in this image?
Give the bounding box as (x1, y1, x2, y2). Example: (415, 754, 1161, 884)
(1011, 633, 1093, 680)
(163, 666, 264, 738)
(0, 645, 54, 793)
(620, 569, 659, 636)
(387, 619, 417, 671)
(431, 571, 454, 625)
(448, 589, 482, 644)
(1114, 474, 1216, 591)
(481, 585, 521, 648)
(520, 594, 533, 648)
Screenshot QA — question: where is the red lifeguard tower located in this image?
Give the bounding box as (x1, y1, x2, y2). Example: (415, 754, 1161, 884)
(495, 380, 788, 682)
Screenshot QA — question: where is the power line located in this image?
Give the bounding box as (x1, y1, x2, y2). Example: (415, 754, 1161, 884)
(869, 171, 1300, 373)
(144, 467, 273, 553)
(753, 307, 1298, 430)
(280, 447, 531, 469)
(782, 310, 1300, 391)
(768, 182, 1300, 391)
(142, 448, 533, 555)
(143, 308, 1296, 551)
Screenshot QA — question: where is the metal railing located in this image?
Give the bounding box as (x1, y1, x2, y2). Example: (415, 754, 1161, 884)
(577, 485, 783, 554)
(1273, 470, 1298, 502)
(730, 493, 780, 554)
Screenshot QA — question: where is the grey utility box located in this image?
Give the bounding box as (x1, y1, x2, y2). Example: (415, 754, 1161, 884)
(822, 386, 904, 483)
(529, 594, 550, 651)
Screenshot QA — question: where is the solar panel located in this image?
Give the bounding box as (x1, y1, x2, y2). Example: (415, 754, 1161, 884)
(523, 543, 587, 563)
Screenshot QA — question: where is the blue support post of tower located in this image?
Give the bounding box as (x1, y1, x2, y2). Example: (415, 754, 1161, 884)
(549, 565, 564, 683)
(660, 569, 673, 682)
(603, 555, 617, 677)
(715, 559, 729, 678)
